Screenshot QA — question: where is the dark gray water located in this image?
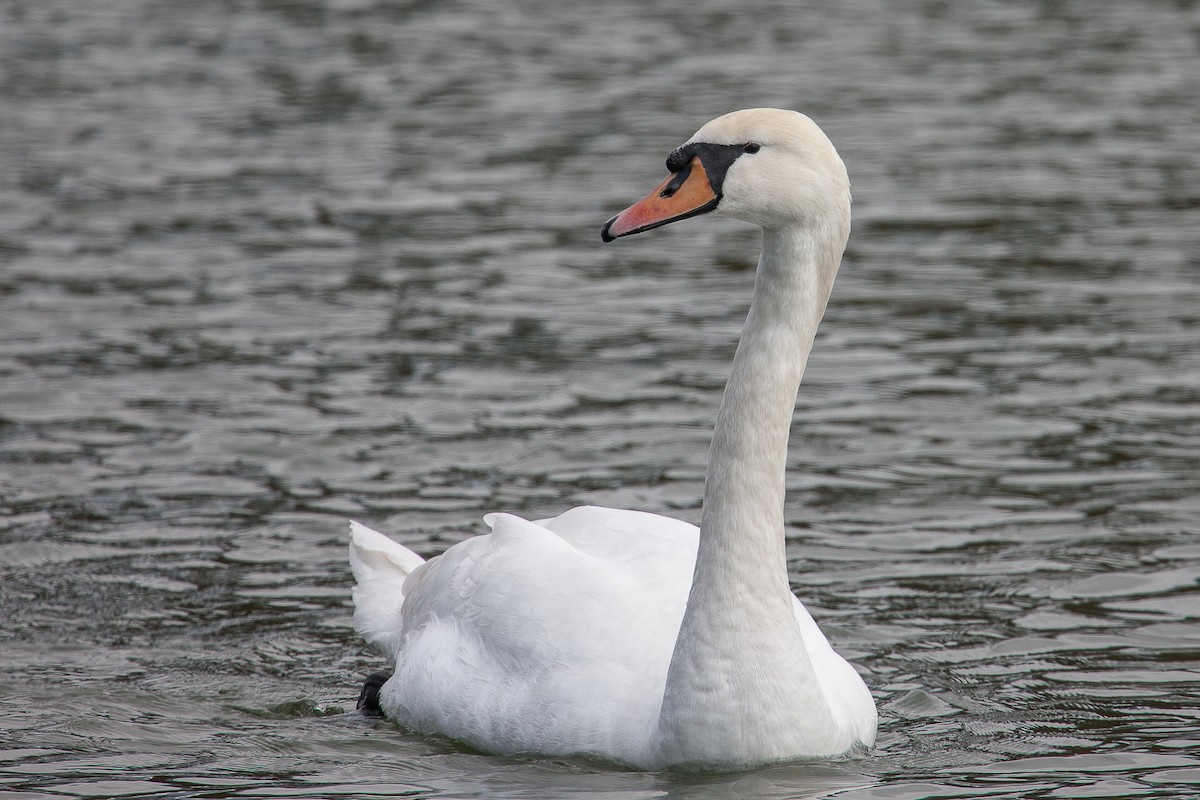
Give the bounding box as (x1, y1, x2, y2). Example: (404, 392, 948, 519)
(2, 0, 1199, 797)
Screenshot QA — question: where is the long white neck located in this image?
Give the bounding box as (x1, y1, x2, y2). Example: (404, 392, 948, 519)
(653, 223, 844, 767)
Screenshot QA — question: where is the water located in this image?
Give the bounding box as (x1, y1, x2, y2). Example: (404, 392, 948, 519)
(2, 0, 1199, 797)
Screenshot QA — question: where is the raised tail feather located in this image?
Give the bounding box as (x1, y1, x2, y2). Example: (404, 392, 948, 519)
(348, 521, 425, 661)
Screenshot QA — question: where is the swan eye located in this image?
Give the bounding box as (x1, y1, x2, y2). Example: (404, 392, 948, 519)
(743, 142, 761, 154)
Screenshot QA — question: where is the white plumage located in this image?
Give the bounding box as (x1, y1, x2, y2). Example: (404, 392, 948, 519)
(349, 109, 878, 770)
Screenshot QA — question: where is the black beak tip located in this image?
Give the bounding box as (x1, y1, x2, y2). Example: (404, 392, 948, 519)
(600, 215, 619, 243)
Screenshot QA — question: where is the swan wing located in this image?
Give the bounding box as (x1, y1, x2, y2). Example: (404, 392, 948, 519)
(790, 595, 878, 747)
(357, 506, 697, 761)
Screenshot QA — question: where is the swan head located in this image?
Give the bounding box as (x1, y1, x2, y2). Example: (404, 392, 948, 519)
(601, 108, 849, 241)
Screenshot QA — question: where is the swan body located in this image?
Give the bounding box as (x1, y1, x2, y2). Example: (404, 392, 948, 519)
(349, 109, 877, 770)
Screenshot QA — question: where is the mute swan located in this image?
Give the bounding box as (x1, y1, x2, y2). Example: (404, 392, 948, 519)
(349, 108, 877, 770)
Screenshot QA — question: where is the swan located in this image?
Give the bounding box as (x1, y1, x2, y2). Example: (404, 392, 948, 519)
(348, 108, 877, 770)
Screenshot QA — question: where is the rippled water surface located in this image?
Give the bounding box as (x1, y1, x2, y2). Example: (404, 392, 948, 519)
(3, 0, 1200, 797)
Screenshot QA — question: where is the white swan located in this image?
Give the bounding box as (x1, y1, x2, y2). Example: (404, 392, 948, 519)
(348, 108, 877, 770)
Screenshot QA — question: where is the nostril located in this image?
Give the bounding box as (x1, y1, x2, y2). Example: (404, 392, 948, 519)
(659, 163, 692, 199)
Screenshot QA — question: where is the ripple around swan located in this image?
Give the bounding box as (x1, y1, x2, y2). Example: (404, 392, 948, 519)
(2, 0, 1199, 797)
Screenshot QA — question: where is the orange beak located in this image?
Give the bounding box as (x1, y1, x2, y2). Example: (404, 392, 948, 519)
(601, 157, 720, 242)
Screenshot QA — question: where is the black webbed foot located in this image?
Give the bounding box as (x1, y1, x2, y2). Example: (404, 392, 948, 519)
(357, 671, 391, 717)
